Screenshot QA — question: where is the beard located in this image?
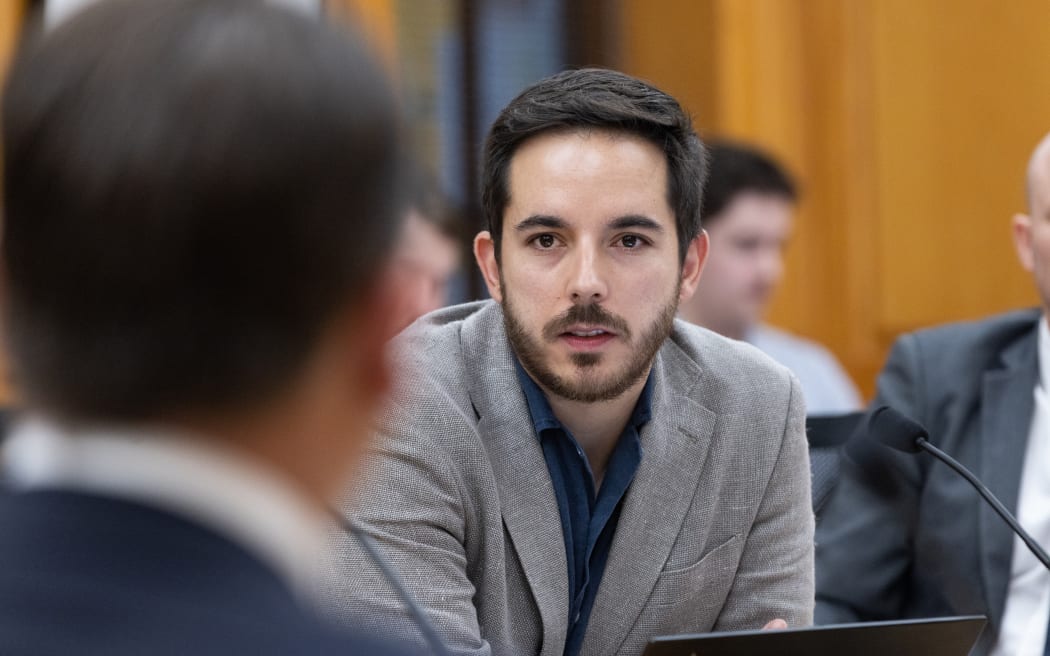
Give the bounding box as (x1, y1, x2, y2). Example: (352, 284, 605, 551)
(502, 280, 680, 403)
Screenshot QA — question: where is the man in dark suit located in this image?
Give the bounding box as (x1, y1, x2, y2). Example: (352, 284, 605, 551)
(816, 132, 1050, 655)
(0, 1, 413, 654)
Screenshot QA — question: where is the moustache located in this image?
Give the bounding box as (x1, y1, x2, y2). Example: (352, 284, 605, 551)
(542, 303, 631, 342)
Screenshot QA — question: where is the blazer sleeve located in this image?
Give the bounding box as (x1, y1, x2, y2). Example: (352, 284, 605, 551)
(319, 404, 490, 656)
(714, 374, 816, 630)
(814, 333, 926, 623)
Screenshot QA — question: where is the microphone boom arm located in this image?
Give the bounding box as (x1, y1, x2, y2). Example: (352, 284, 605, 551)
(329, 508, 453, 656)
(917, 437, 1050, 570)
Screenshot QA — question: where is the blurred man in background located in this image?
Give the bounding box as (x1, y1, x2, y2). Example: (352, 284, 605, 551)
(816, 132, 1050, 655)
(391, 181, 463, 332)
(0, 1, 412, 654)
(679, 142, 861, 415)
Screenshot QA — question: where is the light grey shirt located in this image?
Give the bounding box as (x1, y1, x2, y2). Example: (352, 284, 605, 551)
(3, 418, 329, 599)
(748, 323, 862, 416)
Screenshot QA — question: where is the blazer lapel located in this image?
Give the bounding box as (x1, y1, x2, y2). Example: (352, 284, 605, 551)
(464, 303, 569, 656)
(979, 327, 1039, 629)
(581, 343, 716, 656)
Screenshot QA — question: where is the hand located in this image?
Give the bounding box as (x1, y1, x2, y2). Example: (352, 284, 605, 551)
(762, 619, 788, 630)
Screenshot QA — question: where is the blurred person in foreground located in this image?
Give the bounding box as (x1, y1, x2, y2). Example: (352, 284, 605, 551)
(0, 1, 414, 654)
(816, 132, 1050, 655)
(322, 68, 814, 656)
(679, 142, 862, 415)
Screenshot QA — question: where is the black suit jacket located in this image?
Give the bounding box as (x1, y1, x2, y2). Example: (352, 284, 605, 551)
(0, 489, 411, 656)
(814, 308, 1037, 654)
(815, 308, 1042, 654)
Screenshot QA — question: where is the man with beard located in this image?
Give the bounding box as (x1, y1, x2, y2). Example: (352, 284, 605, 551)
(323, 69, 814, 656)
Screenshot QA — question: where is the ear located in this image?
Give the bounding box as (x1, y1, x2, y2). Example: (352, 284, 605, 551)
(678, 230, 709, 303)
(473, 230, 503, 302)
(1012, 213, 1035, 272)
(336, 272, 410, 405)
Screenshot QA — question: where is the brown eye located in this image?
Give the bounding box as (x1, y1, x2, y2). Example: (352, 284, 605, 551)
(621, 235, 639, 248)
(537, 234, 555, 248)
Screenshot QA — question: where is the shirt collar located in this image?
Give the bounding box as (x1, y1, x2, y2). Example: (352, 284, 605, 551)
(512, 357, 655, 437)
(1, 417, 329, 601)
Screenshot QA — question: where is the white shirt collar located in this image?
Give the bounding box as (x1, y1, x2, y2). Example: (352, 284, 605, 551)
(990, 314, 1050, 655)
(1038, 314, 1049, 393)
(1, 417, 329, 600)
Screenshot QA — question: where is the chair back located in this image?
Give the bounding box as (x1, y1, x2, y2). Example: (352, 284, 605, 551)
(806, 412, 864, 518)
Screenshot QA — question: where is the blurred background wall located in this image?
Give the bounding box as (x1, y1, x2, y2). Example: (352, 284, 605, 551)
(2, 0, 1049, 401)
(621, 0, 1050, 398)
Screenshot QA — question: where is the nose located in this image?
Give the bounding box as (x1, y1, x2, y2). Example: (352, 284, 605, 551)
(756, 244, 784, 286)
(566, 245, 608, 303)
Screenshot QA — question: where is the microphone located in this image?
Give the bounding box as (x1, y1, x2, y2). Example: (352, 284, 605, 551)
(328, 508, 452, 656)
(867, 406, 1050, 571)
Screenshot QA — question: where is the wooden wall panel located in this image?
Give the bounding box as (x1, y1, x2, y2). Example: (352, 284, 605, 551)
(871, 0, 1048, 333)
(619, 0, 1050, 399)
(0, 2, 26, 77)
(621, 0, 719, 131)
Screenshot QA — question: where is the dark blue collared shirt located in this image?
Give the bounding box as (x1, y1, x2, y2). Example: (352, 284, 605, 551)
(513, 360, 650, 656)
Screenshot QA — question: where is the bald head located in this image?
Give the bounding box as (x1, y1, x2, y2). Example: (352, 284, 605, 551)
(1025, 133, 1050, 212)
(1015, 132, 1050, 316)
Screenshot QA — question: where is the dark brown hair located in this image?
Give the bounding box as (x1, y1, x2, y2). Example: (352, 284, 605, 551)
(481, 68, 707, 263)
(1, 0, 403, 420)
(701, 141, 797, 225)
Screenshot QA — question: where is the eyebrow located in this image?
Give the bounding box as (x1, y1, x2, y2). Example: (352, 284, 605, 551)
(514, 215, 567, 232)
(609, 215, 665, 232)
(512, 213, 666, 233)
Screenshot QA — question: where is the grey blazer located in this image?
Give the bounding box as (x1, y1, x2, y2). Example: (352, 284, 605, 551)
(323, 301, 814, 656)
(815, 308, 1042, 655)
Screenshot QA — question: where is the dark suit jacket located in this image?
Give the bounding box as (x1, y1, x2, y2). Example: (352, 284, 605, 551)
(0, 489, 410, 656)
(815, 308, 1042, 655)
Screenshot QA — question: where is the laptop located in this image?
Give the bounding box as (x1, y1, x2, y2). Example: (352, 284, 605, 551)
(643, 615, 986, 656)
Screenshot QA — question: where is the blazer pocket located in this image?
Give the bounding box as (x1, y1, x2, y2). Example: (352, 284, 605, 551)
(649, 533, 744, 608)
